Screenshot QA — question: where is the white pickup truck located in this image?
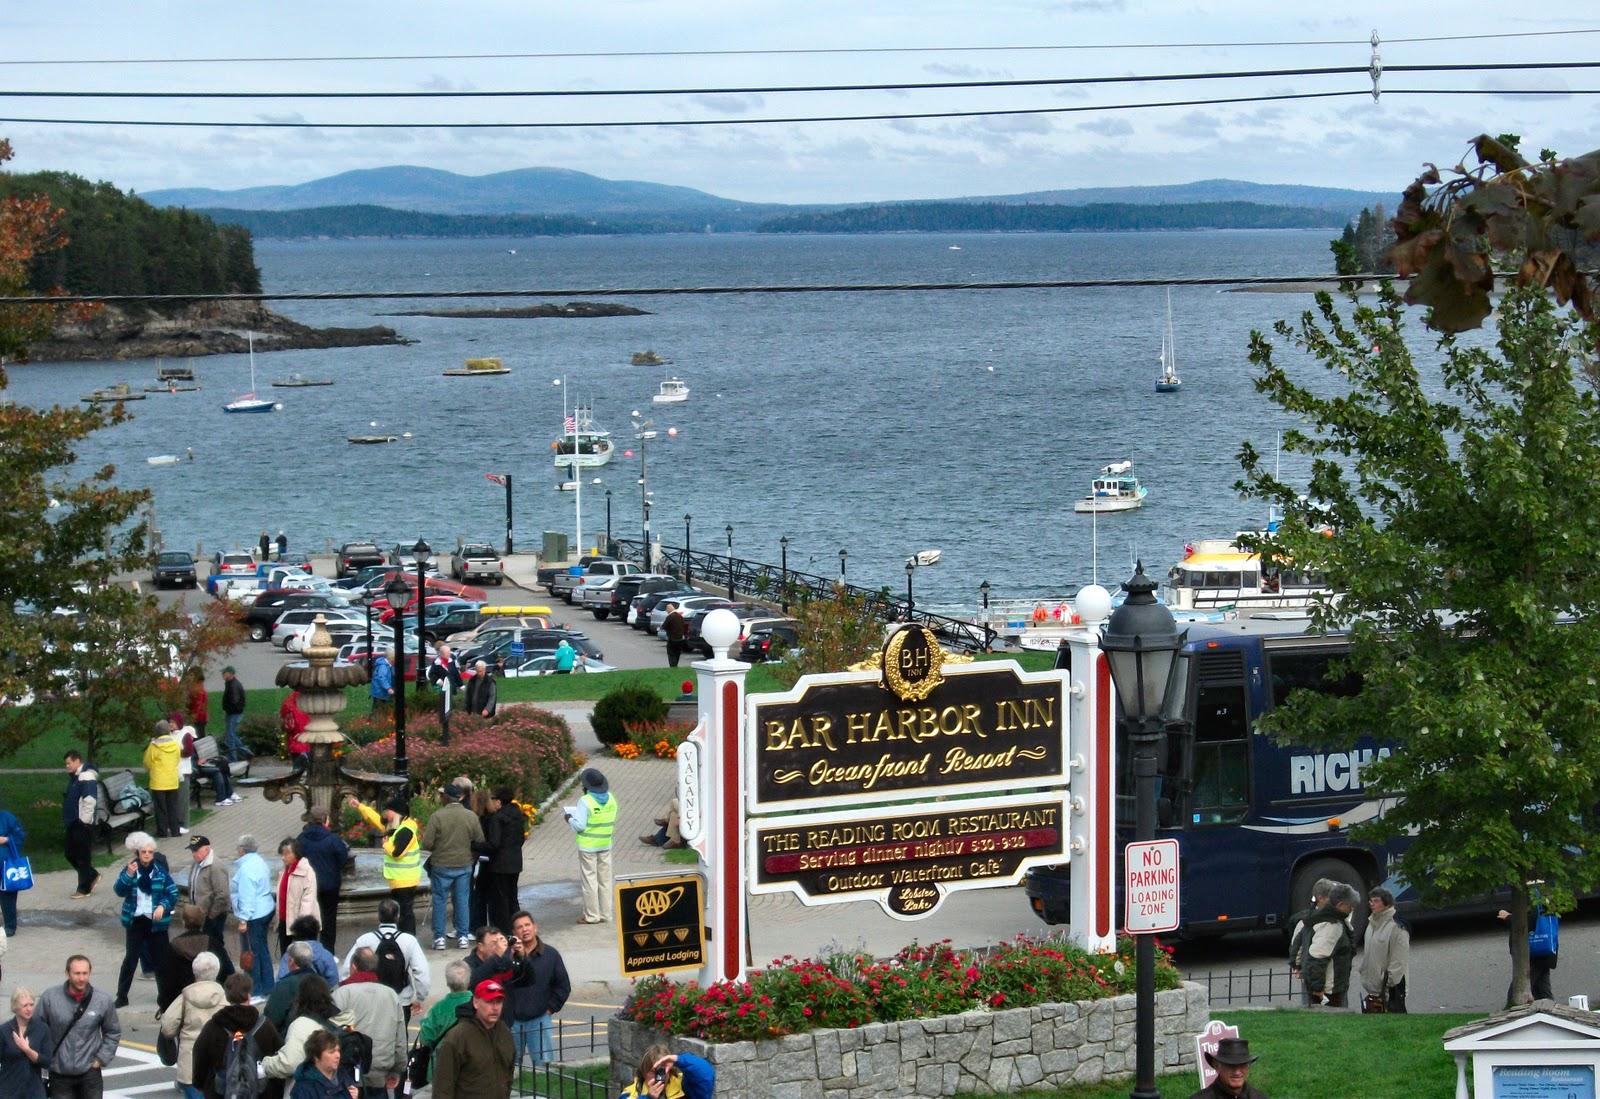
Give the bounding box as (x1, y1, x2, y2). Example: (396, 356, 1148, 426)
(573, 561, 643, 608)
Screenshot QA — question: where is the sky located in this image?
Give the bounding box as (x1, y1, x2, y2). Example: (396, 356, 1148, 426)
(3, 2, 1597, 205)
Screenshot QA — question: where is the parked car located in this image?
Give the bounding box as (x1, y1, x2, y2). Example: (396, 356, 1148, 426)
(691, 608, 792, 657)
(596, 573, 676, 622)
(377, 594, 476, 625)
(242, 589, 352, 642)
(461, 628, 604, 668)
(649, 594, 733, 637)
(271, 607, 368, 649)
(539, 554, 609, 593)
(212, 551, 258, 578)
(390, 542, 439, 573)
(397, 603, 487, 645)
(152, 551, 198, 589)
(336, 641, 434, 681)
(630, 587, 698, 631)
(576, 562, 647, 615)
(451, 544, 504, 585)
(740, 623, 801, 663)
(499, 651, 617, 677)
(277, 551, 314, 575)
(443, 615, 551, 646)
(336, 541, 386, 578)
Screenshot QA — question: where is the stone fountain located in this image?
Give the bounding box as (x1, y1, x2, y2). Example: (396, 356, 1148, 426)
(255, 615, 409, 821)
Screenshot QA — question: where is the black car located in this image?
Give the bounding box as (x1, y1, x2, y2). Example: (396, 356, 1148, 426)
(740, 623, 800, 662)
(152, 551, 198, 589)
(607, 574, 678, 622)
(243, 590, 351, 642)
(461, 628, 603, 667)
(336, 541, 386, 578)
(630, 587, 698, 631)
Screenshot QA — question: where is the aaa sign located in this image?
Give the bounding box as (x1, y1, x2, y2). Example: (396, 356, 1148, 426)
(1124, 838, 1180, 934)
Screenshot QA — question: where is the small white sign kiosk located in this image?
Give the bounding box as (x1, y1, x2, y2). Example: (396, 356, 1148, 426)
(1443, 1002, 1600, 1099)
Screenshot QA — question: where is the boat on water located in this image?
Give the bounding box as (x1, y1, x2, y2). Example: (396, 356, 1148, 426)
(142, 383, 200, 393)
(223, 333, 278, 414)
(156, 361, 197, 384)
(551, 403, 614, 469)
(443, 357, 511, 377)
(912, 549, 942, 566)
(1155, 288, 1182, 393)
(1165, 536, 1333, 613)
(82, 383, 145, 404)
(652, 377, 690, 404)
(631, 350, 666, 366)
(348, 434, 397, 444)
(1073, 460, 1148, 513)
(272, 373, 334, 388)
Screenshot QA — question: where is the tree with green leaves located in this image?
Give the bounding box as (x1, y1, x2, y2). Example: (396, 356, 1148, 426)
(1, 137, 243, 759)
(766, 586, 886, 689)
(1236, 279, 1600, 1006)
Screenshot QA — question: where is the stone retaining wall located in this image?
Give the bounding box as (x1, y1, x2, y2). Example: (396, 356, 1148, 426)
(610, 982, 1208, 1098)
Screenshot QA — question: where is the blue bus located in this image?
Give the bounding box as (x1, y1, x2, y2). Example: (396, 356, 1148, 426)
(1025, 616, 1403, 938)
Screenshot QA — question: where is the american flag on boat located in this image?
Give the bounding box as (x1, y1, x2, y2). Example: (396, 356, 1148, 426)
(563, 415, 576, 433)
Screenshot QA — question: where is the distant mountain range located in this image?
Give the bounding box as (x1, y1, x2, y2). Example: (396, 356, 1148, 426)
(145, 166, 1398, 237)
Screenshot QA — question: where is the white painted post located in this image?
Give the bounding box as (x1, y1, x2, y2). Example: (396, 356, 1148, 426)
(678, 608, 750, 986)
(1066, 584, 1117, 954)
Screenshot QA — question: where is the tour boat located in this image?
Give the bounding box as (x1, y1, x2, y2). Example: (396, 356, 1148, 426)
(82, 382, 145, 404)
(551, 403, 614, 469)
(1155, 289, 1182, 393)
(1073, 460, 1148, 513)
(443, 357, 511, 377)
(223, 334, 278, 414)
(272, 373, 334, 388)
(652, 377, 690, 404)
(1165, 538, 1333, 612)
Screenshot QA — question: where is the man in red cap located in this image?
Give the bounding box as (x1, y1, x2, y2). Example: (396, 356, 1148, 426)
(1188, 1037, 1269, 1099)
(432, 978, 514, 1099)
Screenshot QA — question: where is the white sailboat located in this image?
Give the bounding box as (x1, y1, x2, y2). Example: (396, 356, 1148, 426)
(223, 332, 278, 414)
(1155, 289, 1182, 393)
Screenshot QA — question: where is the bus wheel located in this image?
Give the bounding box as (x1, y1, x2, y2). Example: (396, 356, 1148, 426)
(1290, 856, 1370, 939)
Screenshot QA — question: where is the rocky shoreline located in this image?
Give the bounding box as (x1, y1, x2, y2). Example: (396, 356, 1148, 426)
(25, 300, 414, 363)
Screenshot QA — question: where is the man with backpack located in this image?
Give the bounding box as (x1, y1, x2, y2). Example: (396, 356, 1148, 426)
(192, 972, 283, 1099)
(331, 947, 407, 1097)
(38, 954, 121, 1099)
(342, 899, 430, 1019)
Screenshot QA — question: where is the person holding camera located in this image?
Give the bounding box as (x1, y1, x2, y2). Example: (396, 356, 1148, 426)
(619, 1043, 714, 1099)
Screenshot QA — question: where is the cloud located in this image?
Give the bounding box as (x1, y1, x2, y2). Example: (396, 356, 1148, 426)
(418, 74, 478, 92)
(1051, 0, 1125, 11)
(1159, 111, 1223, 139)
(690, 93, 766, 115)
(1477, 75, 1571, 102)
(975, 114, 1056, 135)
(922, 62, 1013, 80)
(254, 112, 311, 126)
(1077, 117, 1133, 138)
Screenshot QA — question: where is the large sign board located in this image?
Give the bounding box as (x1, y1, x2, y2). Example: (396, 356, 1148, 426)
(1124, 838, 1180, 934)
(615, 872, 707, 977)
(749, 792, 1067, 919)
(746, 652, 1068, 813)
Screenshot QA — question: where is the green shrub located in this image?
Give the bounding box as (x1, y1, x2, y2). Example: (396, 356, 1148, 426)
(591, 685, 668, 746)
(338, 711, 396, 747)
(238, 714, 283, 758)
(345, 708, 576, 803)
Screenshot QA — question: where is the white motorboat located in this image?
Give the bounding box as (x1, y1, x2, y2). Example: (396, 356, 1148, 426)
(223, 333, 278, 414)
(1073, 460, 1148, 513)
(912, 549, 942, 566)
(1155, 289, 1182, 393)
(551, 403, 614, 469)
(652, 377, 690, 404)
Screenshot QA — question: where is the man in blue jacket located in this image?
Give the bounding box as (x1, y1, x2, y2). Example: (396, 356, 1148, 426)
(370, 649, 396, 719)
(297, 806, 351, 951)
(61, 752, 100, 899)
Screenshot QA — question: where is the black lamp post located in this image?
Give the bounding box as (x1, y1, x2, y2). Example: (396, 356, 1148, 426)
(980, 579, 991, 611)
(838, 548, 848, 583)
(363, 598, 374, 674)
(605, 490, 613, 557)
(779, 535, 789, 614)
(384, 578, 411, 776)
(684, 514, 692, 584)
(724, 524, 735, 600)
(643, 500, 652, 571)
(412, 539, 430, 669)
(904, 558, 915, 618)
(1099, 563, 1186, 1099)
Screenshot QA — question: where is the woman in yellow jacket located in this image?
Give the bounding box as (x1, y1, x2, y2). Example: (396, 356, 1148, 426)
(347, 795, 423, 936)
(143, 720, 184, 838)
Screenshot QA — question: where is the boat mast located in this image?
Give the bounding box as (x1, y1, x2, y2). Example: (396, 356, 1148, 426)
(1165, 288, 1176, 378)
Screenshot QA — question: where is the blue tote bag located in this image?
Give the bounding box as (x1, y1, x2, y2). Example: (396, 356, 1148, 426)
(0, 848, 34, 892)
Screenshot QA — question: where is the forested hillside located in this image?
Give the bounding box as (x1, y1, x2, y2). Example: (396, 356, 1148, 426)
(758, 201, 1344, 233)
(0, 170, 261, 297)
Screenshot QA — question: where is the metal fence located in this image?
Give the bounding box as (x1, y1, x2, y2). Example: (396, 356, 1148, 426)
(1182, 965, 1303, 1006)
(516, 1063, 613, 1099)
(508, 1015, 613, 1098)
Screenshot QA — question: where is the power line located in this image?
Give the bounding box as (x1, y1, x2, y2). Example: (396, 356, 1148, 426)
(2, 28, 1595, 65)
(0, 276, 1440, 307)
(0, 60, 1594, 99)
(1, 87, 1593, 131)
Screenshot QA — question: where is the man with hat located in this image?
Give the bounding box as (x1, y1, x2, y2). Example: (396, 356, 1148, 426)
(349, 794, 424, 936)
(185, 834, 235, 975)
(564, 769, 617, 924)
(432, 978, 515, 1099)
(1189, 1037, 1269, 1099)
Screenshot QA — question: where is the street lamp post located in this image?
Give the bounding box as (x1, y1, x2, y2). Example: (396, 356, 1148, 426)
(605, 490, 612, 557)
(905, 558, 915, 618)
(980, 579, 991, 611)
(1099, 562, 1186, 1099)
(412, 539, 430, 671)
(384, 578, 410, 776)
(779, 535, 789, 614)
(838, 548, 848, 583)
(724, 524, 735, 600)
(643, 501, 652, 571)
(363, 598, 374, 675)
(684, 514, 692, 584)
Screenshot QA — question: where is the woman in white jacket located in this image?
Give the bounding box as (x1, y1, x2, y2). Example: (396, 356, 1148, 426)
(158, 951, 224, 1098)
(274, 838, 320, 956)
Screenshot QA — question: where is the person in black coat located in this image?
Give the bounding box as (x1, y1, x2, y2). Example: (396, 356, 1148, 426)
(192, 973, 283, 1099)
(473, 788, 526, 934)
(464, 660, 497, 718)
(427, 645, 466, 739)
(0, 987, 56, 1099)
(296, 808, 351, 952)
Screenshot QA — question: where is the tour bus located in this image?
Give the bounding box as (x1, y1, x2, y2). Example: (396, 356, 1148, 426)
(1024, 615, 1404, 939)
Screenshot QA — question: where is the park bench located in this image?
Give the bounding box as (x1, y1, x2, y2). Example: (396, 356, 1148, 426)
(95, 770, 149, 853)
(189, 735, 250, 807)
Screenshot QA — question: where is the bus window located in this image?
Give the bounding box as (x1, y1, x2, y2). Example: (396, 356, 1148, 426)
(1267, 648, 1361, 709)
(1190, 681, 1250, 824)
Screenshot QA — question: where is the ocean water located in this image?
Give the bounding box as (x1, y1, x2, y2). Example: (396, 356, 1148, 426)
(7, 229, 1349, 605)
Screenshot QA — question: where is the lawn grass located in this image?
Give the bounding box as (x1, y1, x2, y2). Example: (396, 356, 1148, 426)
(519, 1061, 610, 1097)
(662, 847, 699, 866)
(995, 1009, 1480, 1099)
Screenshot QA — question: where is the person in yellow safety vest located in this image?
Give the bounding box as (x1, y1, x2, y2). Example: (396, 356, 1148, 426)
(348, 794, 423, 936)
(563, 769, 617, 925)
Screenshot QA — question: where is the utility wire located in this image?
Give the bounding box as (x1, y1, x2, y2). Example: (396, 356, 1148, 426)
(0, 60, 1594, 99)
(2, 28, 1595, 65)
(0, 276, 1456, 307)
(1, 87, 1593, 131)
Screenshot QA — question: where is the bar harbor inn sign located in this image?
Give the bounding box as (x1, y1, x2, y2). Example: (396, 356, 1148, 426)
(744, 624, 1071, 919)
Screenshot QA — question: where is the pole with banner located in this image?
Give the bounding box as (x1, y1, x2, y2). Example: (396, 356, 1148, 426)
(485, 473, 513, 555)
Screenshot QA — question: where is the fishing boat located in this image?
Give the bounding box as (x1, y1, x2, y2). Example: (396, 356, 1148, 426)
(223, 334, 278, 414)
(142, 383, 200, 393)
(551, 403, 614, 469)
(631, 350, 665, 366)
(1155, 289, 1182, 393)
(651, 377, 690, 404)
(272, 373, 334, 388)
(348, 434, 397, 444)
(156, 361, 197, 384)
(912, 549, 942, 567)
(81, 383, 145, 404)
(1073, 460, 1148, 513)
(443, 357, 511, 377)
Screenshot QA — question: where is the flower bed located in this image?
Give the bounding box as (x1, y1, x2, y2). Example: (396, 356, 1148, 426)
(344, 708, 576, 803)
(612, 938, 1204, 1098)
(607, 718, 694, 760)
